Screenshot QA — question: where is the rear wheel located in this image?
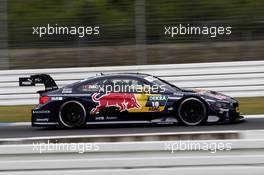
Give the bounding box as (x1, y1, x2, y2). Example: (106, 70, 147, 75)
(59, 101, 86, 128)
(177, 98, 207, 126)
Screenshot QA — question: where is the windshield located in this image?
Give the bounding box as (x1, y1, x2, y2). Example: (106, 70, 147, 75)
(144, 76, 181, 92)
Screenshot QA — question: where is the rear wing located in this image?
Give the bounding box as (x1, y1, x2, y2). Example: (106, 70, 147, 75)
(19, 74, 58, 92)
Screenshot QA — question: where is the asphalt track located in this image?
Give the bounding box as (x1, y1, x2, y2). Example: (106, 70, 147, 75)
(0, 116, 264, 139)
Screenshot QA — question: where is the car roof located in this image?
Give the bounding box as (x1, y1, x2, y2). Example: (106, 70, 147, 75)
(93, 72, 152, 79)
(65, 73, 153, 88)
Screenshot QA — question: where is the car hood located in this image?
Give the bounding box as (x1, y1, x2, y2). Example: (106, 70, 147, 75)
(182, 88, 235, 102)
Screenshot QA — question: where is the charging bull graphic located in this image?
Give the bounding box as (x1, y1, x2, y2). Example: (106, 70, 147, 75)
(91, 93, 141, 114)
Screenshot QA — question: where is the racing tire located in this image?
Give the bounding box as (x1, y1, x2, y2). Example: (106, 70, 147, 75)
(59, 100, 86, 128)
(177, 98, 207, 126)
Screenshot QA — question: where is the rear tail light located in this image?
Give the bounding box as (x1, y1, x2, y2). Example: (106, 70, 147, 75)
(39, 96, 49, 104)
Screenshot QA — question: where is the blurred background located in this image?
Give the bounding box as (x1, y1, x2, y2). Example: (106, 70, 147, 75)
(0, 0, 263, 70)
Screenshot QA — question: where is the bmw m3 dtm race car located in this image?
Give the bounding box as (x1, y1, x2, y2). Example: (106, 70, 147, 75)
(19, 73, 244, 128)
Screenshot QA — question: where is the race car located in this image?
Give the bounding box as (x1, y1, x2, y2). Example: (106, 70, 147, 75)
(19, 73, 244, 128)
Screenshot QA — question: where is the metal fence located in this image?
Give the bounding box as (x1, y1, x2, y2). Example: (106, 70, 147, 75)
(0, 0, 263, 69)
(0, 60, 263, 105)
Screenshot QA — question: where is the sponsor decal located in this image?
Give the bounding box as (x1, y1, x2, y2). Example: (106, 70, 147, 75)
(51, 97, 63, 101)
(34, 78, 43, 83)
(33, 110, 51, 114)
(173, 92, 184, 96)
(106, 116, 118, 120)
(21, 79, 33, 85)
(148, 106, 161, 112)
(146, 95, 168, 112)
(62, 88, 72, 94)
(95, 116, 105, 120)
(82, 84, 100, 91)
(91, 93, 141, 114)
(149, 95, 167, 101)
(36, 118, 49, 122)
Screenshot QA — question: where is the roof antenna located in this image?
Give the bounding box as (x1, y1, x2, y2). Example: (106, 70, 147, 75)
(100, 72, 104, 75)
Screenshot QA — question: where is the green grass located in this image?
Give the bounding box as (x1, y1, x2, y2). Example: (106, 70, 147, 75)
(0, 97, 264, 122)
(236, 97, 264, 115)
(0, 105, 35, 122)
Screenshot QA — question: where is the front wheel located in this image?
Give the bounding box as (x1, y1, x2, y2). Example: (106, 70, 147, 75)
(177, 98, 207, 126)
(59, 100, 86, 128)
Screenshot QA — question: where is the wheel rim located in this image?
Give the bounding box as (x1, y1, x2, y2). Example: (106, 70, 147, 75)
(179, 98, 206, 125)
(59, 101, 86, 128)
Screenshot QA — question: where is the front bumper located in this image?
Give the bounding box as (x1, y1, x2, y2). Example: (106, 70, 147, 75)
(208, 104, 245, 124)
(205, 99, 245, 123)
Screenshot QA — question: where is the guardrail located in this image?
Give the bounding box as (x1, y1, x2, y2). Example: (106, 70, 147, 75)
(0, 60, 264, 105)
(0, 139, 264, 173)
(1, 130, 264, 174)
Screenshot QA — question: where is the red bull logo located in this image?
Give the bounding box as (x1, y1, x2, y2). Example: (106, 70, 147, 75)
(91, 93, 141, 114)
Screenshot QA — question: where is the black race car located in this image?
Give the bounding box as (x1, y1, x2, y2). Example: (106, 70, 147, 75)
(19, 73, 244, 128)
